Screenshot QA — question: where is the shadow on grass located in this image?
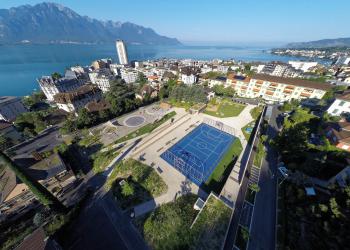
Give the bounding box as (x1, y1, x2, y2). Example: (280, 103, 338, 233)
(201, 156, 238, 195)
(112, 176, 154, 210)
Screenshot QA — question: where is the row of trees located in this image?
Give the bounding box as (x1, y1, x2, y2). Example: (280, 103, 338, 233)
(169, 84, 207, 104)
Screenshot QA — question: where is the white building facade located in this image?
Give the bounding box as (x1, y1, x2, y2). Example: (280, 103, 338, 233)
(327, 94, 350, 116)
(116, 40, 129, 65)
(53, 85, 103, 113)
(226, 74, 331, 103)
(38, 76, 84, 102)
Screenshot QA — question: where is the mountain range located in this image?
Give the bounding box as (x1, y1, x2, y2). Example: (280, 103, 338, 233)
(286, 37, 350, 48)
(0, 2, 180, 45)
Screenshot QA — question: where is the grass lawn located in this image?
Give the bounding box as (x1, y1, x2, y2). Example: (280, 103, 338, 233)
(250, 106, 263, 120)
(191, 195, 232, 249)
(115, 111, 176, 144)
(78, 134, 101, 147)
(91, 149, 120, 174)
(204, 99, 245, 118)
(253, 138, 265, 167)
(107, 159, 167, 209)
(204, 139, 243, 193)
(168, 99, 192, 110)
(135, 194, 198, 250)
(136, 194, 231, 250)
(235, 225, 249, 250)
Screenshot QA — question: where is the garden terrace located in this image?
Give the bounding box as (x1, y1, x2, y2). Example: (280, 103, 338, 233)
(107, 159, 167, 209)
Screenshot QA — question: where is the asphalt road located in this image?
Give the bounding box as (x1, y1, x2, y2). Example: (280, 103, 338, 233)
(248, 106, 280, 250)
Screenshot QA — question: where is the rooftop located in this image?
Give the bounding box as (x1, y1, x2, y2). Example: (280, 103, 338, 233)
(0, 96, 20, 105)
(0, 121, 13, 130)
(53, 84, 101, 104)
(252, 74, 333, 91)
(336, 91, 350, 102)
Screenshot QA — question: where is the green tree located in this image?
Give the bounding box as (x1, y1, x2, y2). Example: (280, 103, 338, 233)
(250, 183, 260, 193)
(329, 197, 342, 218)
(0, 151, 66, 212)
(122, 182, 135, 197)
(60, 119, 77, 134)
(51, 72, 62, 80)
(136, 72, 147, 87)
(22, 91, 46, 108)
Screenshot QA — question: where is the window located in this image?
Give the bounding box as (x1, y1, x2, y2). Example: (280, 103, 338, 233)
(333, 109, 339, 114)
(339, 101, 346, 106)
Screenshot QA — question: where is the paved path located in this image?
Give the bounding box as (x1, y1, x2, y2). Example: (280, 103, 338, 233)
(219, 105, 256, 207)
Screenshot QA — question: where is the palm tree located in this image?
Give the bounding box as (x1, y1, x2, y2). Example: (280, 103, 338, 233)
(0, 151, 66, 213)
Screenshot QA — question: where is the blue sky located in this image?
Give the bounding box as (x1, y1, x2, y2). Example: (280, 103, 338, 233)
(1, 0, 349, 45)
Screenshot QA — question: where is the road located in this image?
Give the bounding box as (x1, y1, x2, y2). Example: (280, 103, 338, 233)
(248, 106, 280, 250)
(223, 105, 280, 250)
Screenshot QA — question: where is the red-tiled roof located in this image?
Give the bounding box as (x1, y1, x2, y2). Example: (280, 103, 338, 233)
(252, 74, 332, 91)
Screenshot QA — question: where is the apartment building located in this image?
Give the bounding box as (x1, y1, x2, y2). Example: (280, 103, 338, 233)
(226, 74, 331, 102)
(0, 96, 27, 122)
(327, 92, 350, 116)
(91, 58, 112, 70)
(88, 69, 115, 92)
(120, 68, 138, 83)
(53, 85, 102, 113)
(288, 61, 318, 72)
(38, 75, 84, 102)
(179, 66, 199, 85)
(260, 63, 301, 78)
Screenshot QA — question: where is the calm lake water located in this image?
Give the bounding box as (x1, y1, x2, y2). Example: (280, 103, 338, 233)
(0, 44, 324, 96)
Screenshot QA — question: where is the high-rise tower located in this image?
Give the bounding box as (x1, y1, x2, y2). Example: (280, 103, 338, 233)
(115, 40, 129, 65)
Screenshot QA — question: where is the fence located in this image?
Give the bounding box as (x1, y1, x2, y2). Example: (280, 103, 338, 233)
(203, 117, 237, 136)
(161, 148, 205, 185)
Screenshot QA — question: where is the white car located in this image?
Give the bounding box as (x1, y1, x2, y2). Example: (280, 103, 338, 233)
(278, 166, 289, 178)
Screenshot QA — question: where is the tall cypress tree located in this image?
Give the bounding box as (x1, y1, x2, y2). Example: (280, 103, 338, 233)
(0, 151, 66, 213)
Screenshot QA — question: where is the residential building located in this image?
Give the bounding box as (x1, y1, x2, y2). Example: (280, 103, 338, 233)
(288, 61, 318, 72)
(180, 66, 199, 85)
(209, 76, 227, 88)
(88, 69, 115, 92)
(0, 96, 27, 122)
(335, 56, 350, 66)
(0, 121, 23, 143)
(226, 74, 331, 102)
(216, 65, 230, 73)
(38, 76, 84, 102)
(53, 85, 102, 113)
(327, 92, 350, 116)
(260, 63, 301, 78)
(120, 68, 138, 83)
(135, 61, 143, 68)
(14, 227, 62, 250)
(91, 58, 112, 70)
(116, 40, 129, 65)
(325, 122, 350, 152)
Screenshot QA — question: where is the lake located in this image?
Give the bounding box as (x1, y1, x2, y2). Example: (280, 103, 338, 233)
(0, 44, 323, 96)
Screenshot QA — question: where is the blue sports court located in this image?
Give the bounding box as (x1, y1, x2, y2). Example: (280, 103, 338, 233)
(161, 123, 235, 186)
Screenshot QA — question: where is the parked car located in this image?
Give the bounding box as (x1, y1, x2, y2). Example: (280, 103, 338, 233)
(278, 165, 289, 178)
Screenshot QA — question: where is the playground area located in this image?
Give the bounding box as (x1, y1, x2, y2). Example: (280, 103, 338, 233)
(92, 103, 171, 145)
